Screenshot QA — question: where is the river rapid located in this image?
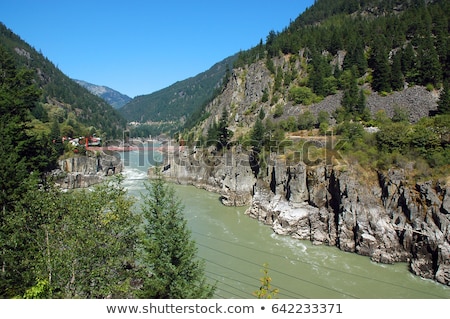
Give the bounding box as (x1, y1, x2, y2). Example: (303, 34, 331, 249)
(120, 150, 449, 299)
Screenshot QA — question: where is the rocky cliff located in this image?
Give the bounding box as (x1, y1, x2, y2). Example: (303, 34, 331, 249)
(55, 151, 122, 189)
(153, 147, 449, 286)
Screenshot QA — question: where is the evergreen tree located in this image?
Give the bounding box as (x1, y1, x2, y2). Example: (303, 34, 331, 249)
(370, 42, 392, 93)
(417, 36, 442, 86)
(401, 42, 418, 84)
(437, 80, 450, 115)
(0, 47, 50, 297)
(206, 120, 219, 146)
(356, 89, 370, 121)
(251, 117, 265, 151)
(217, 108, 232, 150)
(341, 69, 359, 115)
(138, 169, 215, 299)
(391, 51, 404, 91)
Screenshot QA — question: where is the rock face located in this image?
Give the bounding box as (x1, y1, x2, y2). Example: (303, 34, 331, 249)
(149, 145, 256, 206)
(158, 147, 450, 286)
(56, 152, 122, 189)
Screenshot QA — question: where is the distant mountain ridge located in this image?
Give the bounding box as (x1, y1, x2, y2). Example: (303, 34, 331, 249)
(74, 79, 132, 109)
(0, 22, 126, 138)
(119, 54, 237, 127)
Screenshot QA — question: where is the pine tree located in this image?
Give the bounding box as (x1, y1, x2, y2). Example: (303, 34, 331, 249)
(370, 42, 392, 93)
(139, 169, 215, 299)
(391, 51, 404, 91)
(341, 69, 359, 115)
(251, 117, 265, 151)
(217, 108, 232, 150)
(401, 42, 418, 84)
(437, 80, 450, 115)
(417, 36, 442, 86)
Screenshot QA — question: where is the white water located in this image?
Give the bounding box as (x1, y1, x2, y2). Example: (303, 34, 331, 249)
(121, 150, 450, 299)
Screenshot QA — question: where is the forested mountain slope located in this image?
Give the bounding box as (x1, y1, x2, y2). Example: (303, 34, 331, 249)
(183, 0, 449, 153)
(0, 22, 126, 138)
(118, 54, 237, 135)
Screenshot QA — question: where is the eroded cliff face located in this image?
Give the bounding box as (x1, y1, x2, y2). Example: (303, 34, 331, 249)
(150, 146, 256, 206)
(56, 152, 122, 189)
(156, 147, 450, 286)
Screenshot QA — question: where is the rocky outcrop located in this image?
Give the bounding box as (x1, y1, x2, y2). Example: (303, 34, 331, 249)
(56, 151, 122, 189)
(157, 146, 450, 286)
(149, 145, 256, 206)
(246, 158, 450, 286)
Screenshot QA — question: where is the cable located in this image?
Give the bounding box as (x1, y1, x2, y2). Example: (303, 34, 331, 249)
(193, 231, 448, 299)
(197, 240, 357, 298)
(205, 267, 303, 299)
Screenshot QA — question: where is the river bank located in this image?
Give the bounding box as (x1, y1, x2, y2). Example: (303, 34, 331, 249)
(150, 142, 450, 287)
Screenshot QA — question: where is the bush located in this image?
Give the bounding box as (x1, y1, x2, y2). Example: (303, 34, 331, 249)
(289, 86, 318, 105)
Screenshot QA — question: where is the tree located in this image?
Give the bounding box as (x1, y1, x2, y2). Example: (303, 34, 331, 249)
(401, 42, 418, 84)
(297, 110, 316, 130)
(251, 117, 265, 151)
(417, 36, 442, 86)
(139, 169, 215, 299)
(0, 47, 53, 297)
(437, 80, 450, 115)
(9, 176, 139, 298)
(217, 108, 232, 150)
(370, 43, 392, 93)
(341, 69, 359, 114)
(253, 263, 279, 299)
(391, 51, 404, 91)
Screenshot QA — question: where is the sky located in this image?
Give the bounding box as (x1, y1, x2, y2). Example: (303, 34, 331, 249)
(0, 0, 314, 98)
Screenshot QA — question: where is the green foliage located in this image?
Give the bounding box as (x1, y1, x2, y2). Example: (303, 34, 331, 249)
(437, 81, 450, 115)
(2, 175, 140, 298)
(251, 117, 265, 150)
(273, 104, 284, 118)
(0, 24, 126, 138)
(335, 114, 450, 174)
(206, 108, 233, 150)
(253, 263, 279, 299)
(392, 106, 409, 123)
(22, 279, 51, 299)
(120, 55, 237, 133)
(376, 122, 411, 153)
(288, 86, 319, 106)
(297, 110, 316, 130)
(0, 46, 56, 210)
(138, 169, 215, 299)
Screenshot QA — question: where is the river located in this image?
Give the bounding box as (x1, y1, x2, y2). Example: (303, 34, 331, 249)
(120, 150, 449, 299)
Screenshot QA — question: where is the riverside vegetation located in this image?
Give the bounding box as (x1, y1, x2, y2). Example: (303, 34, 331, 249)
(0, 46, 214, 298)
(157, 0, 450, 286)
(1, 0, 450, 298)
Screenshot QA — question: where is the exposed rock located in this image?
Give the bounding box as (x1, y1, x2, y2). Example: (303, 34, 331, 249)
(156, 145, 449, 286)
(150, 145, 256, 207)
(56, 151, 122, 189)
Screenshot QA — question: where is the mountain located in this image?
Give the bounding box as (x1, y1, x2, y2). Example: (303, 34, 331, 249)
(155, 0, 450, 287)
(0, 22, 126, 138)
(73, 79, 132, 109)
(185, 0, 448, 139)
(118, 54, 237, 132)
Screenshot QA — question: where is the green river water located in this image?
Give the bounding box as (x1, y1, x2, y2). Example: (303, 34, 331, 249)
(121, 150, 449, 299)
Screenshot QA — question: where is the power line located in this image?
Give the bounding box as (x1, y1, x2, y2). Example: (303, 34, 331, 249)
(193, 231, 447, 299)
(196, 241, 357, 298)
(203, 260, 302, 299)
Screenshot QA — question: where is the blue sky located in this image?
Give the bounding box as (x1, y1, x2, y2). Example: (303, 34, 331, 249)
(1, 0, 314, 98)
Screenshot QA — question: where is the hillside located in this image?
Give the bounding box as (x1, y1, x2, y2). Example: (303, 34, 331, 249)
(182, 0, 448, 153)
(0, 22, 126, 138)
(157, 0, 450, 286)
(73, 79, 132, 109)
(118, 54, 237, 134)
